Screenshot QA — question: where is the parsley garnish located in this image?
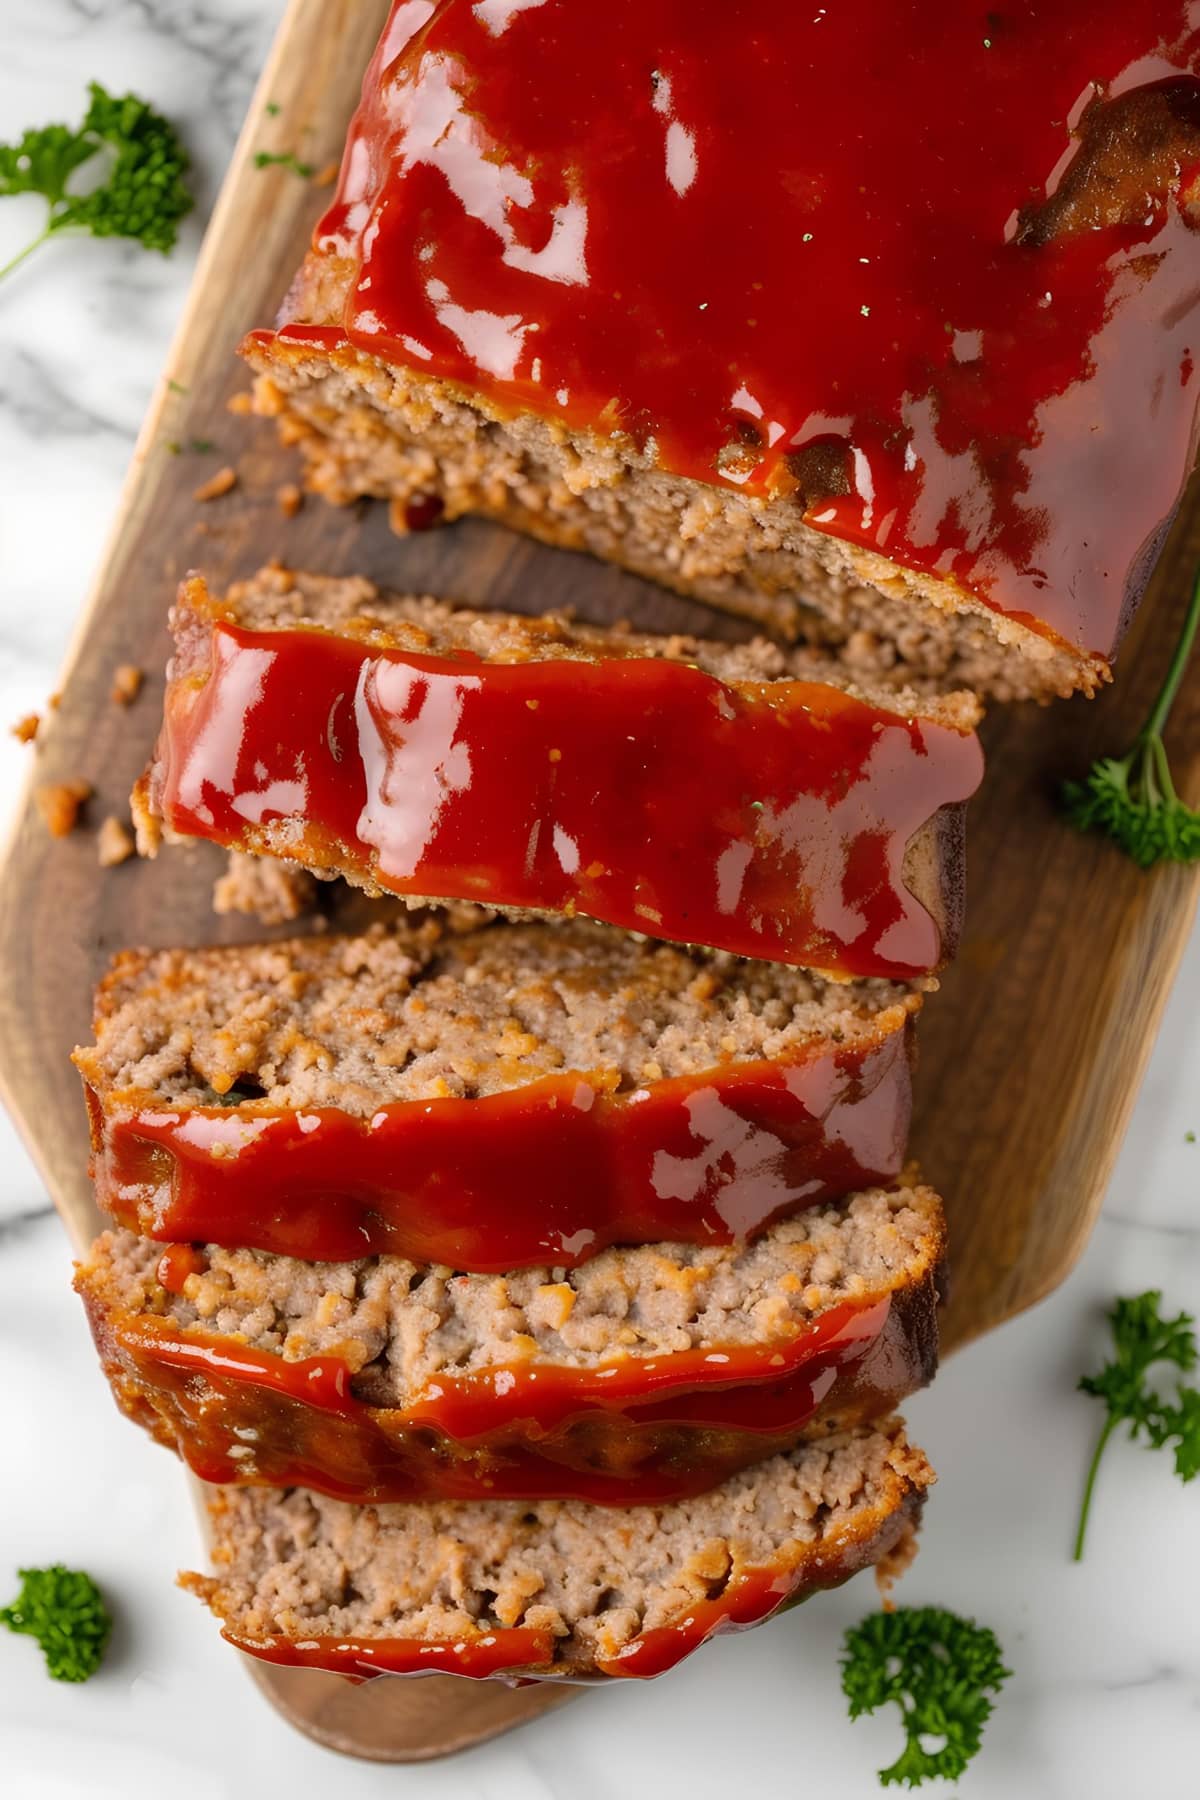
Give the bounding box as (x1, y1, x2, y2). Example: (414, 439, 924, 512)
(1, 1566, 112, 1682)
(254, 149, 315, 179)
(0, 83, 192, 285)
(841, 1606, 1010, 1787)
(1074, 1290, 1200, 1560)
(1061, 568, 1200, 866)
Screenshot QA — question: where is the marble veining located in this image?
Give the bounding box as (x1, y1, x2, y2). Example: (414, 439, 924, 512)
(0, 5, 1198, 1795)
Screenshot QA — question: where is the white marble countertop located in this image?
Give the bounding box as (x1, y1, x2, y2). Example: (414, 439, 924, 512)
(1, 6, 1198, 1795)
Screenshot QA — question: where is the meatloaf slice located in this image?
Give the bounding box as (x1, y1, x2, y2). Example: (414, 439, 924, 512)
(182, 1416, 933, 1681)
(133, 566, 982, 980)
(241, 3, 1200, 700)
(77, 1181, 943, 1505)
(75, 917, 924, 1268)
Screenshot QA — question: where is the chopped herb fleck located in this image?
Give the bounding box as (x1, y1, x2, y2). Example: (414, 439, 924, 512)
(254, 149, 316, 179)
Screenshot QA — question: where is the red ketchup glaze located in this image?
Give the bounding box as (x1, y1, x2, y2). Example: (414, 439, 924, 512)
(89, 1033, 912, 1270)
(272, 0, 1200, 658)
(155, 1243, 207, 1294)
(220, 1625, 556, 1683)
(97, 1298, 894, 1506)
(221, 1556, 868, 1683)
(595, 1566, 812, 1680)
(151, 620, 981, 977)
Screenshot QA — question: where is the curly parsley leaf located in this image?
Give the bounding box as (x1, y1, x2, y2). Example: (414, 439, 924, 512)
(0, 1566, 112, 1682)
(841, 1606, 1010, 1787)
(0, 83, 192, 285)
(1061, 567, 1200, 867)
(1074, 1290, 1200, 1560)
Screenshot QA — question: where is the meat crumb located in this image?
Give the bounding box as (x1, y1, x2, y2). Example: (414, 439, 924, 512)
(315, 161, 341, 187)
(36, 779, 92, 838)
(97, 816, 136, 867)
(276, 483, 303, 519)
(194, 466, 238, 503)
(213, 850, 316, 925)
(11, 713, 39, 744)
(226, 391, 254, 417)
(110, 664, 144, 706)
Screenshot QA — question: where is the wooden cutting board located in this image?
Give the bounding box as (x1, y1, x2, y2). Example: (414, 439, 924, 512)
(2, 0, 1199, 1763)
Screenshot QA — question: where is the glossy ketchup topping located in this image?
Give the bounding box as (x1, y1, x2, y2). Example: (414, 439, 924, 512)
(220, 1556, 858, 1683)
(91, 1033, 912, 1270)
(152, 619, 981, 977)
(284, 0, 1200, 656)
(99, 1298, 894, 1506)
(220, 1624, 557, 1683)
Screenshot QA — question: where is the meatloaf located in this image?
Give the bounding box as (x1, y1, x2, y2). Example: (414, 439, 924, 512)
(182, 1415, 932, 1680)
(133, 566, 982, 978)
(74, 916, 924, 1269)
(76, 1180, 943, 1504)
(243, 1, 1200, 700)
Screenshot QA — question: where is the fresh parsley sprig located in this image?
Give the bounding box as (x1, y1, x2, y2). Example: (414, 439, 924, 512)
(841, 1606, 1010, 1787)
(1062, 569, 1200, 866)
(1074, 1290, 1200, 1561)
(0, 83, 192, 285)
(0, 1565, 112, 1682)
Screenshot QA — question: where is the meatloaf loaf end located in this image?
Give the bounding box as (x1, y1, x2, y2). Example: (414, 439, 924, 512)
(74, 917, 925, 1267)
(76, 1181, 943, 1504)
(182, 1416, 933, 1680)
(247, 294, 1080, 705)
(133, 566, 982, 978)
(242, 2, 1200, 701)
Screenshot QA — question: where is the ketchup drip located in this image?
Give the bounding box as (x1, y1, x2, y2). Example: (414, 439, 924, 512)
(218, 1535, 900, 1684)
(89, 1030, 912, 1269)
(274, 0, 1200, 657)
(90, 1296, 907, 1507)
(150, 619, 982, 978)
(219, 1625, 556, 1682)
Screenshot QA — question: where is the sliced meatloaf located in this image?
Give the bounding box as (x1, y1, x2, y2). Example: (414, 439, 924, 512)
(182, 1417, 933, 1680)
(75, 917, 924, 1268)
(77, 1180, 943, 1504)
(133, 567, 982, 980)
(242, 2, 1200, 700)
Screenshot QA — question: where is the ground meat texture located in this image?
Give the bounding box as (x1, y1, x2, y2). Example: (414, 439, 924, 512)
(77, 1182, 944, 1399)
(174, 563, 981, 725)
(212, 850, 316, 925)
(182, 1417, 933, 1677)
(244, 339, 1088, 704)
(73, 914, 926, 1113)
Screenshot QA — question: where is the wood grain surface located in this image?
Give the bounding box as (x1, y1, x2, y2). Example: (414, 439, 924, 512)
(1, 0, 1199, 1762)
